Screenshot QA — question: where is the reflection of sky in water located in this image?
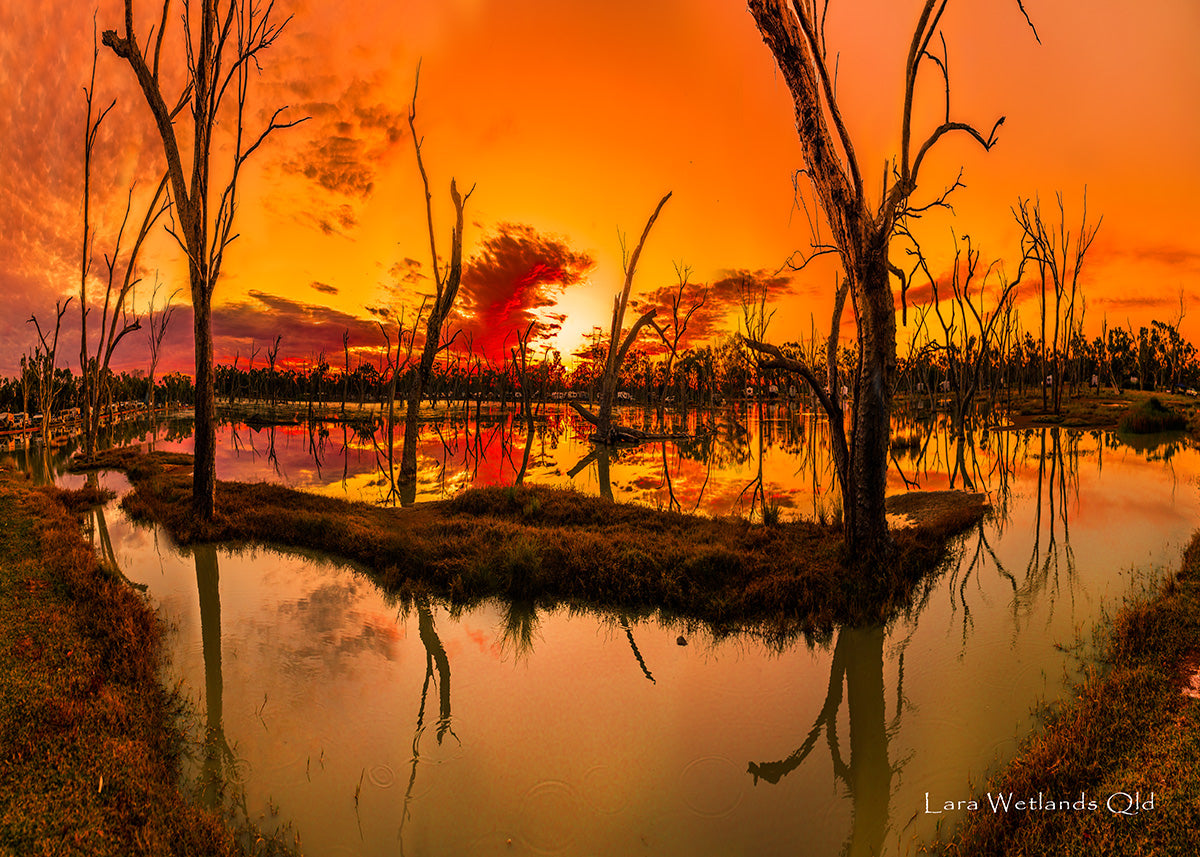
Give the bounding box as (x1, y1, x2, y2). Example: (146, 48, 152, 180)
(71, 415, 1200, 856)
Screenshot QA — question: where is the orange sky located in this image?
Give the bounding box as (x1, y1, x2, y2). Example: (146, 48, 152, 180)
(3, 0, 1199, 376)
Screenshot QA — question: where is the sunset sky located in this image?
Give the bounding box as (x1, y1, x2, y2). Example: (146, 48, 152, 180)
(3, 0, 1199, 377)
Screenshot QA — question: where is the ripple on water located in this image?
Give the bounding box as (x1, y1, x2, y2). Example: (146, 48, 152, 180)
(414, 724, 465, 765)
(580, 764, 629, 815)
(518, 780, 582, 853)
(367, 763, 396, 789)
(678, 755, 744, 819)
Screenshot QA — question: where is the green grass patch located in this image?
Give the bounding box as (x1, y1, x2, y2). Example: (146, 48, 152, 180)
(1118, 396, 1188, 434)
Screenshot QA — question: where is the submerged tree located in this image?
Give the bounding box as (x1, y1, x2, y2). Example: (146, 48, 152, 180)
(104, 0, 304, 517)
(744, 0, 1039, 561)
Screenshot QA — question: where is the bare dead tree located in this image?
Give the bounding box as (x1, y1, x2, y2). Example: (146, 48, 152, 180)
(28, 299, 73, 447)
(77, 28, 172, 456)
(341, 329, 351, 414)
(744, 0, 1039, 561)
(569, 193, 672, 443)
(908, 232, 1020, 436)
(400, 65, 473, 492)
(266, 334, 282, 408)
(511, 320, 536, 484)
(651, 262, 708, 424)
(79, 24, 114, 457)
(373, 306, 421, 505)
(1013, 190, 1102, 414)
(146, 277, 180, 414)
(246, 340, 261, 402)
(104, 0, 306, 518)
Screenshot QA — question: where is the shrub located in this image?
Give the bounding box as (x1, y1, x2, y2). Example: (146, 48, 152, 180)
(1119, 397, 1187, 434)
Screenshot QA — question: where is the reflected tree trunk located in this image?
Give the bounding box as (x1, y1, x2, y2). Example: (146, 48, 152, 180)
(194, 544, 227, 809)
(748, 625, 892, 857)
(400, 598, 455, 853)
(515, 419, 535, 486)
(843, 626, 891, 857)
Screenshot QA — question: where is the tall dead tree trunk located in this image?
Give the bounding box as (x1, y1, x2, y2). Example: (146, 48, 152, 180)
(78, 30, 170, 457)
(104, 0, 304, 518)
(745, 0, 1038, 562)
(399, 66, 473, 493)
(570, 193, 672, 443)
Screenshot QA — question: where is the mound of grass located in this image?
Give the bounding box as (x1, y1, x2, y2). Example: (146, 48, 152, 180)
(1118, 396, 1187, 434)
(936, 533, 1200, 856)
(76, 448, 987, 639)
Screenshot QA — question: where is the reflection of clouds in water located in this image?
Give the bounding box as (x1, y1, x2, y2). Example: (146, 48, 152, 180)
(282, 580, 361, 635)
(252, 580, 404, 676)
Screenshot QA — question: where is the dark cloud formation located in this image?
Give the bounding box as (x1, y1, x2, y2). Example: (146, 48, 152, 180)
(633, 269, 793, 348)
(311, 281, 339, 295)
(388, 257, 426, 287)
(212, 290, 387, 365)
(1093, 295, 1175, 311)
(455, 224, 595, 358)
(276, 78, 406, 235)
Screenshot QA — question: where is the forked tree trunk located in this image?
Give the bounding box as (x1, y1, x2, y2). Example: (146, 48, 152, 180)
(747, 0, 1035, 562)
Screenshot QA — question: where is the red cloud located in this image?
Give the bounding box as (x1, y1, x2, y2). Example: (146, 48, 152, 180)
(454, 223, 594, 359)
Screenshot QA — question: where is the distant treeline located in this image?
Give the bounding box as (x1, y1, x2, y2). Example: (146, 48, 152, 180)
(1, 315, 1195, 420)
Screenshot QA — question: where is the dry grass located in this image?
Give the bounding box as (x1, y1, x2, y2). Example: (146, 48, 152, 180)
(79, 448, 986, 639)
(934, 533, 1200, 857)
(0, 466, 244, 856)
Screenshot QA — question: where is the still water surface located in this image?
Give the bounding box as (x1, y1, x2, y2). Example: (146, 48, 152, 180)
(14, 405, 1200, 855)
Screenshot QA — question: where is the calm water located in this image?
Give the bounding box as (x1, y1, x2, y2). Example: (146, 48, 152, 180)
(15, 405, 1200, 855)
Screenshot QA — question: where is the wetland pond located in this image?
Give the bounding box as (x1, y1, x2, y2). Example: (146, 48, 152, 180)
(11, 403, 1200, 855)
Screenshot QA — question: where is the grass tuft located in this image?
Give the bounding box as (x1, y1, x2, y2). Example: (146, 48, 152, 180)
(1118, 396, 1188, 434)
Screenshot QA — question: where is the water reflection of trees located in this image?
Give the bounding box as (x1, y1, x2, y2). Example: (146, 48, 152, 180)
(398, 598, 456, 854)
(193, 544, 236, 809)
(907, 425, 1085, 648)
(748, 625, 900, 857)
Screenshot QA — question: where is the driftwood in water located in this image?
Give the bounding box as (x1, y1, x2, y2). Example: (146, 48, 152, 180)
(568, 400, 693, 445)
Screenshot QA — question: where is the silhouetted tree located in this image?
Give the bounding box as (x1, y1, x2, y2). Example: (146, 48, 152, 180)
(744, 0, 1038, 561)
(400, 66, 473, 491)
(570, 193, 672, 442)
(104, 0, 304, 517)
